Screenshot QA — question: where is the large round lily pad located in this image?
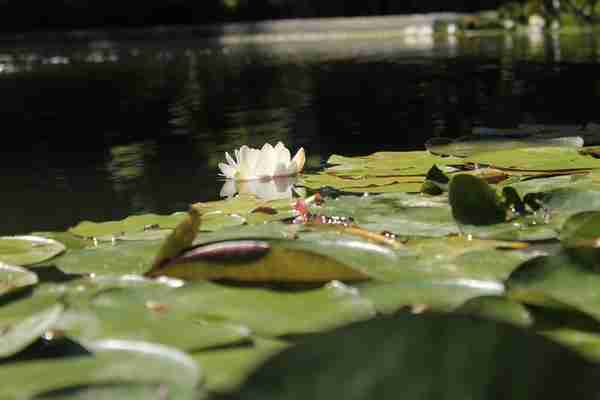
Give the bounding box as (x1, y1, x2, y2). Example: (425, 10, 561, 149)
(235, 313, 600, 400)
(0, 235, 66, 266)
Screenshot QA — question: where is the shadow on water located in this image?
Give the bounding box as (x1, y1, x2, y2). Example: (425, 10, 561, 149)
(1, 29, 600, 234)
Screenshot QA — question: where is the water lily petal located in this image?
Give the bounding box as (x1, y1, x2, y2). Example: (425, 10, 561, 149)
(218, 163, 237, 179)
(225, 151, 238, 168)
(255, 143, 277, 178)
(291, 147, 306, 173)
(275, 142, 292, 164)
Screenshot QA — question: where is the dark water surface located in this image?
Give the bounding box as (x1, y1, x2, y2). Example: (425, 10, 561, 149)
(1, 29, 600, 235)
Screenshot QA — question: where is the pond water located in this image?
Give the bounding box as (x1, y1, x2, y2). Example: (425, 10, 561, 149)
(1, 28, 600, 235)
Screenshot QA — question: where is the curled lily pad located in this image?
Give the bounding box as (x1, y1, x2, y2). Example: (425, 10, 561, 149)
(146, 238, 372, 282)
(449, 174, 506, 225)
(150, 206, 202, 272)
(0, 304, 63, 358)
(0, 339, 200, 399)
(0, 262, 38, 296)
(0, 235, 66, 266)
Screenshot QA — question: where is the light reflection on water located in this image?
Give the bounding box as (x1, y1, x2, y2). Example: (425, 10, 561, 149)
(1, 29, 600, 234)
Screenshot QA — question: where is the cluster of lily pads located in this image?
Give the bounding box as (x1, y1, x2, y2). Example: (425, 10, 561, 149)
(2, 129, 600, 399)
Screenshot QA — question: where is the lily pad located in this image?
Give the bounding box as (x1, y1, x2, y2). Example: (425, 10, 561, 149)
(559, 211, 600, 245)
(425, 135, 583, 158)
(325, 151, 461, 178)
(56, 286, 251, 351)
(0, 340, 200, 399)
(449, 174, 506, 225)
(456, 296, 534, 327)
(0, 235, 66, 266)
(163, 281, 375, 336)
(33, 383, 197, 400)
(53, 240, 161, 276)
(302, 173, 424, 193)
(0, 262, 38, 296)
(315, 192, 459, 237)
(69, 214, 186, 239)
(358, 278, 504, 315)
(507, 252, 600, 321)
(0, 304, 63, 358)
(192, 338, 289, 393)
(235, 313, 600, 400)
(147, 236, 397, 282)
(465, 147, 600, 173)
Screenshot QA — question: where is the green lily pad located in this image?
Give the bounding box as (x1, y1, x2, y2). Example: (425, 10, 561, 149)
(315, 192, 459, 237)
(0, 262, 38, 296)
(507, 251, 600, 321)
(302, 173, 425, 193)
(147, 236, 400, 282)
(31, 231, 92, 251)
(69, 214, 186, 239)
(163, 281, 375, 336)
(465, 147, 600, 173)
(192, 338, 289, 393)
(426, 135, 583, 158)
(0, 304, 63, 358)
(456, 295, 534, 327)
(53, 240, 161, 276)
(201, 213, 246, 231)
(235, 313, 600, 400)
(543, 329, 600, 363)
(358, 278, 504, 315)
(33, 383, 197, 400)
(325, 151, 461, 177)
(59, 307, 250, 353)
(0, 339, 200, 399)
(559, 211, 600, 245)
(0, 235, 66, 266)
(449, 174, 506, 225)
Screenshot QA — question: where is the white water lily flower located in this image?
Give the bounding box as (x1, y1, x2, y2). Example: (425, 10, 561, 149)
(220, 176, 300, 200)
(218, 142, 305, 181)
